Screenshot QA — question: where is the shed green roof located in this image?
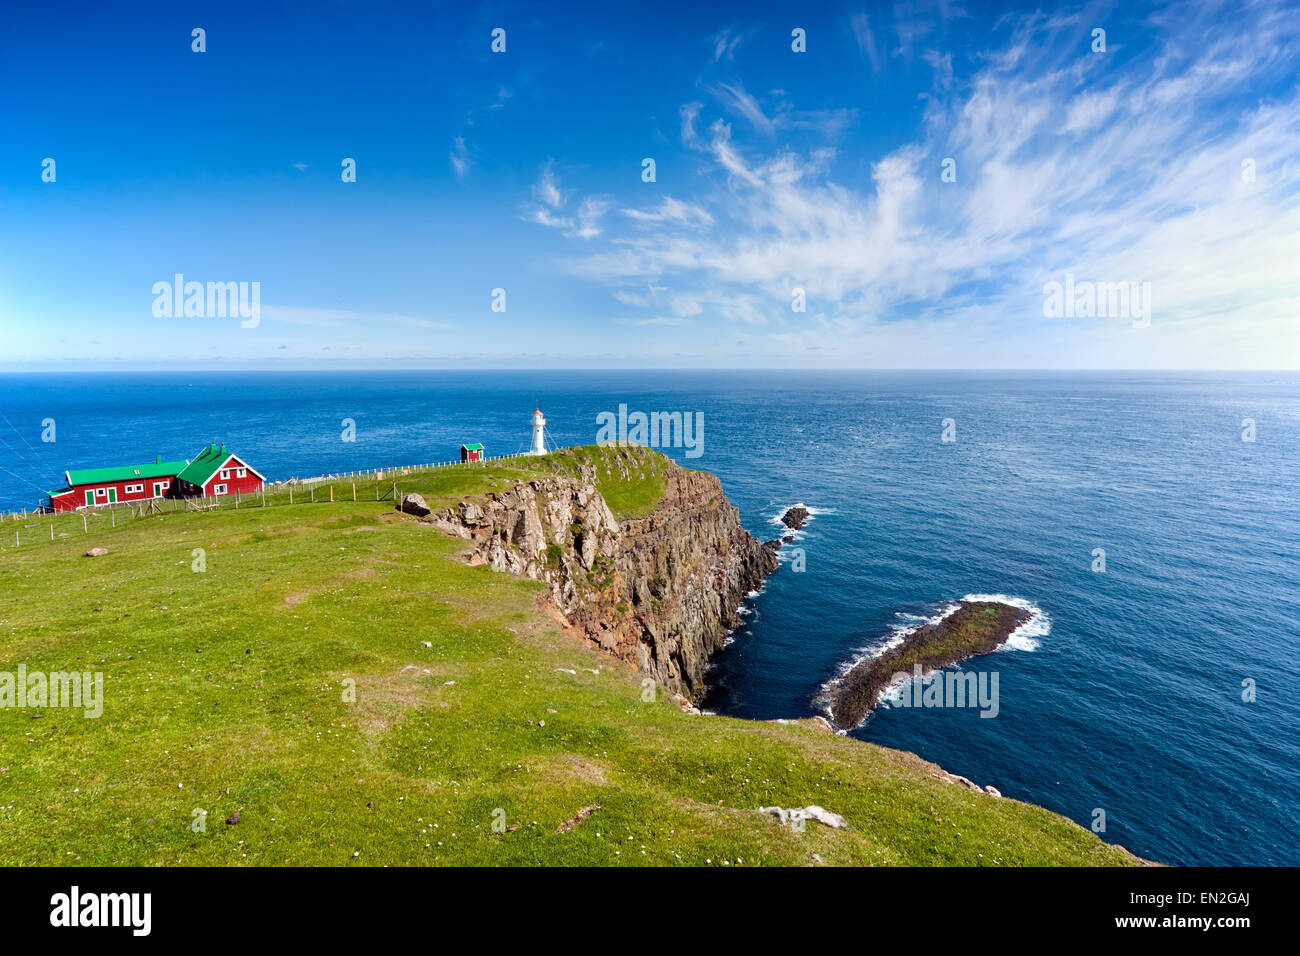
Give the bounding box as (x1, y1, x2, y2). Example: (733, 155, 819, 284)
(66, 457, 187, 487)
(461, 443, 484, 451)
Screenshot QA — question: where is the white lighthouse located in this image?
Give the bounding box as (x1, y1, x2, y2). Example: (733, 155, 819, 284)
(528, 407, 547, 455)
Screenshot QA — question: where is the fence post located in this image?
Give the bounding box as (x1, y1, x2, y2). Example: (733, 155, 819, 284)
(261, 487, 265, 507)
(311, 487, 315, 503)
(290, 486, 294, 505)
(50, 524, 54, 540)
(352, 483, 356, 501)
(330, 485, 334, 503)
(83, 514, 87, 532)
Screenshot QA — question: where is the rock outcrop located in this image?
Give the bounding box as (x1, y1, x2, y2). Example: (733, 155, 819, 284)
(780, 506, 810, 530)
(405, 456, 777, 700)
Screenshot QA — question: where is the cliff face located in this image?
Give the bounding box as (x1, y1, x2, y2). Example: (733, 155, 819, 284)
(406, 459, 776, 699)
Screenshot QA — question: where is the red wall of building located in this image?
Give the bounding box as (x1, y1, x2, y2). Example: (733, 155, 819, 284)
(200, 456, 264, 498)
(49, 453, 265, 511)
(52, 475, 177, 512)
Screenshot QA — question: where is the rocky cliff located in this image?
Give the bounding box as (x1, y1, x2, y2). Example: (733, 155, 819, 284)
(400, 453, 777, 700)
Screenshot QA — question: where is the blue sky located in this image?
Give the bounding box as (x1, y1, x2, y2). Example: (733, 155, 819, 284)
(1, 0, 1297, 370)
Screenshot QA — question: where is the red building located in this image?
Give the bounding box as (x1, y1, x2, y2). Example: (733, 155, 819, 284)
(171, 442, 265, 499)
(47, 443, 264, 512)
(460, 443, 484, 462)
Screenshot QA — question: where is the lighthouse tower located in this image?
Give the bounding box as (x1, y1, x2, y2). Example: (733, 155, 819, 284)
(528, 407, 547, 455)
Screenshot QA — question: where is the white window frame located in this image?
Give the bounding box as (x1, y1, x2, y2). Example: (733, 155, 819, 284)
(220, 469, 230, 480)
(125, 483, 144, 494)
(237, 467, 246, 477)
(213, 483, 228, 495)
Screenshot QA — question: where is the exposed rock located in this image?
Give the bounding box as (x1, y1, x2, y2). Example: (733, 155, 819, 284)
(937, 772, 999, 795)
(83, 547, 108, 557)
(399, 493, 431, 517)
(404, 454, 777, 700)
(556, 804, 600, 833)
(825, 600, 1032, 730)
(225, 812, 241, 825)
(759, 805, 849, 830)
(780, 506, 810, 530)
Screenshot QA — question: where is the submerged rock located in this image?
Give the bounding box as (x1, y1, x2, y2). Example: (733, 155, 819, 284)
(780, 506, 810, 530)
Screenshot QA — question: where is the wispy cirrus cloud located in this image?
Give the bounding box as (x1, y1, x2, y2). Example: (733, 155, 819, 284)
(450, 136, 472, 180)
(708, 24, 760, 63)
(522, 164, 612, 239)
(527, 1, 1300, 367)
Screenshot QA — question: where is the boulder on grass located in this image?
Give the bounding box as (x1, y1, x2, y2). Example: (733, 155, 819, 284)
(399, 493, 431, 517)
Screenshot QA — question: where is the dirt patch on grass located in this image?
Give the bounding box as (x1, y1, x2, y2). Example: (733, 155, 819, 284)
(356, 665, 452, 743)
(537, 753, 610, 788)
(556, 803, 600, 833)
(284, 590, 311, 609)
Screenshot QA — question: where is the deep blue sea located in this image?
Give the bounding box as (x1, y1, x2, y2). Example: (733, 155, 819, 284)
(1, 370, 1297, 866)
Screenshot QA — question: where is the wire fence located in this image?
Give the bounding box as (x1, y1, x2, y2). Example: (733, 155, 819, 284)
(0, 452, 540, 548)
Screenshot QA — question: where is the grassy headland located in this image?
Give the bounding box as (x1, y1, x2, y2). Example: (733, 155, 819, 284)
(0, 447, 1136, 866)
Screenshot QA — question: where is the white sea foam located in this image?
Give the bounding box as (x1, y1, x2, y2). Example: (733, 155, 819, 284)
(959, 593, 1049, 652)
(768, 502, 835, 538)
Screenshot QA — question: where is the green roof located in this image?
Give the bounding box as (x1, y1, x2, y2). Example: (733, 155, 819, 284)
(66, 457, 187, 487)
(461, 443, 484, 451)
(175, 443, 234, 487)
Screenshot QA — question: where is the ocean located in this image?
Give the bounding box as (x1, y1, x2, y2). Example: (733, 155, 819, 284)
(1, 369, 1296, 866)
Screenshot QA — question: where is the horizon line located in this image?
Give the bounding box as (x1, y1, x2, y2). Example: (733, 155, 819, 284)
(0, 367, 1296, 375)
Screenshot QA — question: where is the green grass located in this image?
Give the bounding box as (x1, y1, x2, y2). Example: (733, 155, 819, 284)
(0, 447, 1138, 866)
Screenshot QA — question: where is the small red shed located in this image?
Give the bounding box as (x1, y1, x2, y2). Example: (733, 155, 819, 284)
(460, 443, 484, 462)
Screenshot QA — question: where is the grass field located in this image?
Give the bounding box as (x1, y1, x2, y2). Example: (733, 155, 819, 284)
(0, 446, 1137, 866)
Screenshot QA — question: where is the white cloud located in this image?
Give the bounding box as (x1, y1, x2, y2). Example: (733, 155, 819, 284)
(532, 163, 565, 209)
(523, 166, 611, 240)
(622, 197, 714, 227)
(850, 11, 882, 73)
(709, 25, 758, 63)
(450, 137, 472, 180)
(540, 2, 1300, 367)
(714, 82, 775, 137)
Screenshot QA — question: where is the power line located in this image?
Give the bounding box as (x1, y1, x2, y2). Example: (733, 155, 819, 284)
(0, 432, 62, 486)
(0, 460, 57, 498)
(0, 410, 63, 484)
